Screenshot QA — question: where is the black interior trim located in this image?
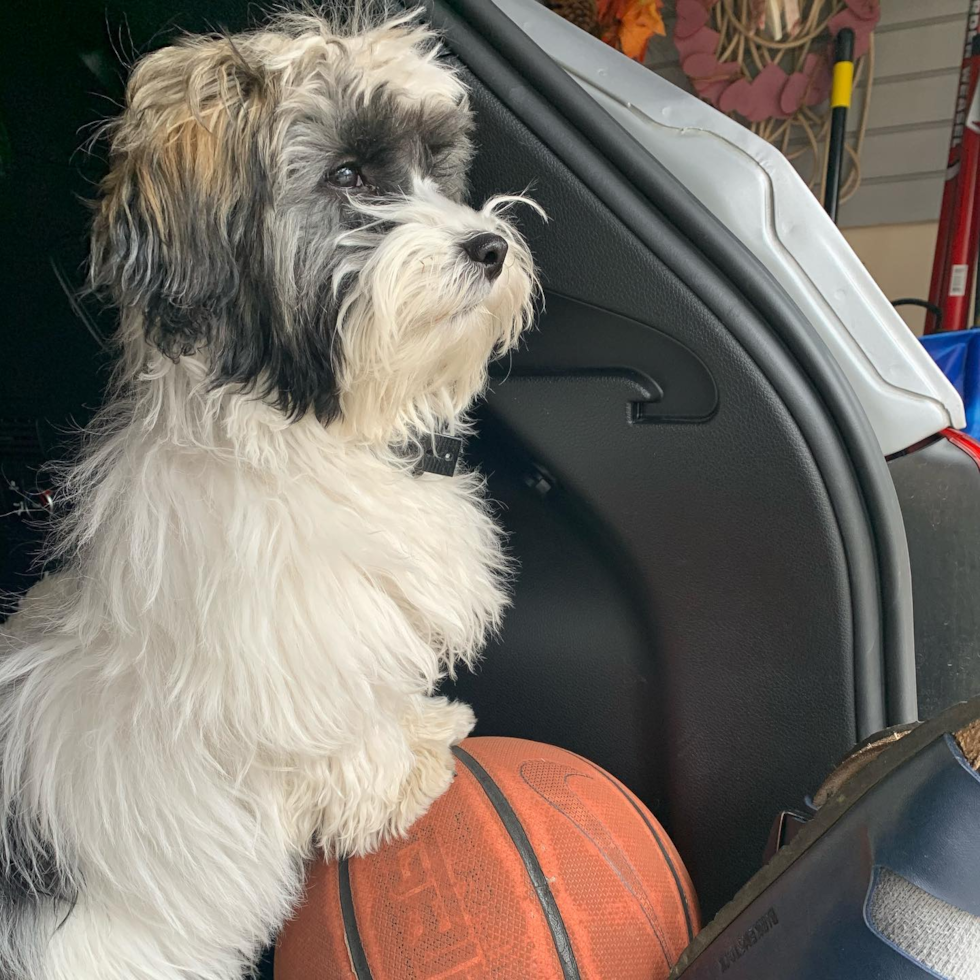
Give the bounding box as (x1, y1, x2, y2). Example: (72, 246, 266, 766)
(891, 436, 980, 719)
(428, 0, 916, 733)
(493, 293, 719, 423)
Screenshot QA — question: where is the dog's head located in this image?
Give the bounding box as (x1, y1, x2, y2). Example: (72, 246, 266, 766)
(90, 8, 538, 442)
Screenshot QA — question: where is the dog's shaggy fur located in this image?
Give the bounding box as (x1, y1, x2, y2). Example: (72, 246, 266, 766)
(0, 9, 537, 978)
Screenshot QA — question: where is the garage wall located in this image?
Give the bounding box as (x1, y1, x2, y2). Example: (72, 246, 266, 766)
(841, 222, 939, 334)
(839, 0, 967, 228)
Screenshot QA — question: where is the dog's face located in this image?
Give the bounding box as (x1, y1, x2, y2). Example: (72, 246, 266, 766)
(90, 10, 538, 442)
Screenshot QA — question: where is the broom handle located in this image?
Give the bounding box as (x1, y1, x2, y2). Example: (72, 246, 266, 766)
(824, 28, 855, 224)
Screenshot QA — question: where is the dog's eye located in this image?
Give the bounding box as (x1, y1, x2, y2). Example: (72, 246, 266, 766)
(326, 164, 366, 190)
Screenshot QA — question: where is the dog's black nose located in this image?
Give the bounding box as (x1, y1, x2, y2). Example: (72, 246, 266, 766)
(461, 233, 508, 281)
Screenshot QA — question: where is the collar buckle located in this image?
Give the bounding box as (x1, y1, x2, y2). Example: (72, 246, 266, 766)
(414, 433, 462, 476)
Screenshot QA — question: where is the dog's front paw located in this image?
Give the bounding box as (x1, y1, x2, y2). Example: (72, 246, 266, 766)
(384, 696, 475, 838)
(316, 737, 456, 856)
(312, 699, 475, 857)
(385, 738, 459, 840)
(411, 696, 475, 747)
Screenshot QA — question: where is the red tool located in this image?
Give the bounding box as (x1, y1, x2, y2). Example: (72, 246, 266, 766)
(926, 2, 980, 334)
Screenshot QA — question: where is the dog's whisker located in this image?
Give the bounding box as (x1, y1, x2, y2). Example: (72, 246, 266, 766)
(482, 192, 549, 223)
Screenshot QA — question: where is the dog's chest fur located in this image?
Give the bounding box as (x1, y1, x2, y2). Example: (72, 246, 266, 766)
(260, 415, 508, 670)
(54, 398, 509, 746)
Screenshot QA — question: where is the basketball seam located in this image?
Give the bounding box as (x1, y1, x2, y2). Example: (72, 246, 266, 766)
(452, 745, 582, 980)
(572, 753, 697, 944)
(517, 764, 675, 968)
(338, 857, 374, 980)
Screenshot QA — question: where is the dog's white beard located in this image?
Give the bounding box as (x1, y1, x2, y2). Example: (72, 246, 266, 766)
(333, 181, 539, 443)
(0, 193, 535, 980)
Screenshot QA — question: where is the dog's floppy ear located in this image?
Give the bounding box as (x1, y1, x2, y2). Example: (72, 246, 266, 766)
(90, 38, 270, 361)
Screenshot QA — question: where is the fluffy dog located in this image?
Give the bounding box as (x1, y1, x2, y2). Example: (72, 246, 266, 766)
(0, 8, 537, 979)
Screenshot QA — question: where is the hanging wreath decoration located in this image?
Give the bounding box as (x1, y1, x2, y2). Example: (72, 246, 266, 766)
(674, 0, 880, 202)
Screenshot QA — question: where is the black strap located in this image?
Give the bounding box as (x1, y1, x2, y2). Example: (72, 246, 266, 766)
(417, 433, 462, 476)
(393, 433, 463, 477)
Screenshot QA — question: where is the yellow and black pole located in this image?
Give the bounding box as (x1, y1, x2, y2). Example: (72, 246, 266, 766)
(824, 28, 855, 224)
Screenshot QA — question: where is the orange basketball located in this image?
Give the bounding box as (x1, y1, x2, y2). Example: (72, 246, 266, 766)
(276, 736, 699, 980)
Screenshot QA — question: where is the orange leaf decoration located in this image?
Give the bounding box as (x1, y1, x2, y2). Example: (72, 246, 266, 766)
(597, 0, 666, 62)
(597, 0, 634, 17)
(619, 0, 666, 60)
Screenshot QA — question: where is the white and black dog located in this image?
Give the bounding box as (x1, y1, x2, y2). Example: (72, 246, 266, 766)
(0, 8, 538, 979)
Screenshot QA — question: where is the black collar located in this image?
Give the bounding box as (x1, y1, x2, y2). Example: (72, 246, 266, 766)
(398, 433, 463, 477)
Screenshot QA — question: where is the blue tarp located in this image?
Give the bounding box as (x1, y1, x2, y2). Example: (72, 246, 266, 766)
(920, 328, 980, 441)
